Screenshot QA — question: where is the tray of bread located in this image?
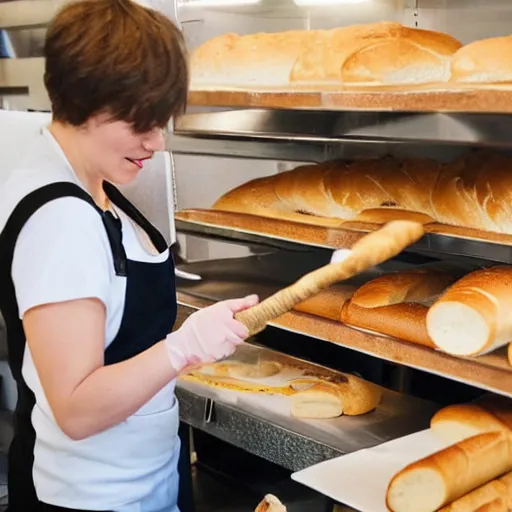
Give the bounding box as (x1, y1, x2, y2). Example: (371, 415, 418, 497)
(178, 343, 438, 454)
(292, 394, 512, 512)
(176, 249, 512, 396)
(176, 150, 512, 252)
(189, 22, 512, 113)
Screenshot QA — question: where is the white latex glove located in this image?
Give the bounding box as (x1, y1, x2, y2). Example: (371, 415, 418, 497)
(164, 295, 259, 373)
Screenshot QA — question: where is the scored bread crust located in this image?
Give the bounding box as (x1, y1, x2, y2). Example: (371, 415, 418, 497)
(212, 151, 512, 236)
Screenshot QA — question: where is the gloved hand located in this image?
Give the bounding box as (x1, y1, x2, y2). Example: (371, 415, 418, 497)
(164, 295, 259, 373)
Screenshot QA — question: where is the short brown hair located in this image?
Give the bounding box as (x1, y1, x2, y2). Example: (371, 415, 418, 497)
(44, 0, 188, 132)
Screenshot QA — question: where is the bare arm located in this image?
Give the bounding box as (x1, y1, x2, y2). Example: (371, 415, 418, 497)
(23, 298, 176, 440)
(23, 294, 257, 441)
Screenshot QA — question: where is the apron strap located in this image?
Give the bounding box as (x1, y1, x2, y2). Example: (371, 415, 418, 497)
(0, 181, 127, 384)
(103, 181, 169, 254)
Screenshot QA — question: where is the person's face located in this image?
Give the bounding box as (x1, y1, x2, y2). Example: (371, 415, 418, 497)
(82, 112, 166, 185)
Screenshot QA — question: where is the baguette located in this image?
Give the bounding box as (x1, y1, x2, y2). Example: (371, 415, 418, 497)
(293, 284, 356, 321)
(386, 432, 512, 512)
(439, 472, 512, 512)
(212, 151, 512, 236)
(290, 373, 382, 417)
(427, 266, 512, 356)
(431, 396, 512, 445)
(341, 269, 456, 347)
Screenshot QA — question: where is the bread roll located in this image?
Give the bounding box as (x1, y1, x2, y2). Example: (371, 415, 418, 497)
(427, 266, 512, 356)
(439, 472, 512, 512)
(255, 494, 287, 512)
(293, 284, 356, 321)
(290, 373, 382, 416)
(386, 432, 512, 512)
(450, 36, 512, 84)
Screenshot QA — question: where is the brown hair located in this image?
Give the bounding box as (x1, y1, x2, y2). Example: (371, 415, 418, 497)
(44, 0, 188, 132)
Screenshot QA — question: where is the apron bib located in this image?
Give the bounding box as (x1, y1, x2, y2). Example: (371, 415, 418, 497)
(0, 182, 184, 512)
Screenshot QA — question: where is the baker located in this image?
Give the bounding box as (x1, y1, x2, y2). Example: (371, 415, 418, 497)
(0, 0, 258, 510)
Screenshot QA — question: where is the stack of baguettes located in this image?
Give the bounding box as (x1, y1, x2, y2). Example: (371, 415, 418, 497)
(190, 21, 512, 90)
(212, 150, 512, 236)
(294, 264, 512, 361)
(387, 395, 512, 512)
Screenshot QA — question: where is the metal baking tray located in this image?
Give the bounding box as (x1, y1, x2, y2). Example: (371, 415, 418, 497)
(175, 215, 512, 265)
(177, 343, 438, 472)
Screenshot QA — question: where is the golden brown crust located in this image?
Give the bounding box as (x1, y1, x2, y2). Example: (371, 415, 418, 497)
(341, 302, 435, 348)
(349, 269, 455, 308)
(450, 36, 512, 84)
(386, 432, 512, 512)
(293, 284, 356, 322)
(427, 266, 512, 354)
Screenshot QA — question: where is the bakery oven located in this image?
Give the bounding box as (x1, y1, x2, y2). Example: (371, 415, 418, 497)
(170, 0, 512, 510)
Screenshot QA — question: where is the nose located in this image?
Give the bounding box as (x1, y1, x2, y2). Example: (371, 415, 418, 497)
(142, 127, 166, 152)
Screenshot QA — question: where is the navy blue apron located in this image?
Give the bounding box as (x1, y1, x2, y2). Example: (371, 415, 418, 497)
(0, 181, 193, 511)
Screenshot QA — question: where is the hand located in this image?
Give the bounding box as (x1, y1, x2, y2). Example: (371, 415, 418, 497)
(164, 295, 259, 373)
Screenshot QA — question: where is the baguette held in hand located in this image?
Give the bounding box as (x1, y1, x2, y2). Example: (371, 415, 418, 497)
(386, 432, 512, 512)
(235, 220, 424, 336)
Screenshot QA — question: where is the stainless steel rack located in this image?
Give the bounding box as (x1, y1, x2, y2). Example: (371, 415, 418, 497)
(175, 217, 512, 265)
(168, 109, 512, 161)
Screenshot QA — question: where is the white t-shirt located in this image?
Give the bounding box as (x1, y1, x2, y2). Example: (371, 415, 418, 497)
(0, 128, 180, 510)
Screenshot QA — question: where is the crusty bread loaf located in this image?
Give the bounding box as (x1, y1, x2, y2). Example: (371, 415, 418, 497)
(290, 373, 382, 416)
(340, 269, 456, 347)
(213, 151, 512, 236)
(430, 395, 512, 444)
(315, 22, 461, 85)
(190, 30, 323, 88)
(254, 494, 287, 512)
(386, 431, 512, 512)
(427, 266, 512, 356)
(190, 22, 462, 88)
(293, 284, 356, 321)
(290, 382, 344, 419)
(438, 471, 512, 512)
(348, 269, 454, 308)
(450, 36, 512, 84)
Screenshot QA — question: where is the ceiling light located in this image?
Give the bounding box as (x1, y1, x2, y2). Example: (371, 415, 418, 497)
(294, 0, 369, 5)
(182, 0, 260, 6)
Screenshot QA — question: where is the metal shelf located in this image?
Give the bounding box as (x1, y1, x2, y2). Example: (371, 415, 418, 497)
(175, 290, 512, 399)
(175, 343, 437, 472)
(168, 109, 512, 159)
(176, 216, 512, 264)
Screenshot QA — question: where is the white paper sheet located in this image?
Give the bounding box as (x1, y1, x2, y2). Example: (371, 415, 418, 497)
(291, 429, 450, 512)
